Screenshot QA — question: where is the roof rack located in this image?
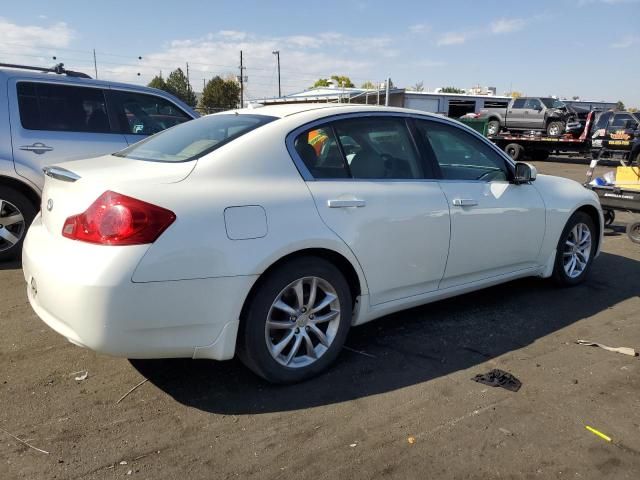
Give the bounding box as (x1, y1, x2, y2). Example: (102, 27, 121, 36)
(0, 62, 92, 79)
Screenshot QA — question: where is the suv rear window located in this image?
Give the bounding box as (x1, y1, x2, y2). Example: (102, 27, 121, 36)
(17, 82, 110, 133)
(114, 114, 276, 162)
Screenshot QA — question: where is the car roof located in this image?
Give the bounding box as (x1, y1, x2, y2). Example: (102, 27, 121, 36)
(216, 103, 445, 121)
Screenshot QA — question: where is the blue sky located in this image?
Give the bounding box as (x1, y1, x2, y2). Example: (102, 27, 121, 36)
(2, 0, 639, 106)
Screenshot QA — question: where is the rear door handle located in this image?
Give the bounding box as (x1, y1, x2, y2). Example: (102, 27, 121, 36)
(452, 198, 478, 207)
(327, 199, 366, 208)
(19, 142, 53, 154)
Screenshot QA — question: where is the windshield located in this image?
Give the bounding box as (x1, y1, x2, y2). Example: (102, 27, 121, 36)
(540, 98, 566, 109)
(114, 114, 277, 162)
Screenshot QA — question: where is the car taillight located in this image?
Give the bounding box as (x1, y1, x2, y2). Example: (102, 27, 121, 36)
(62, 191, 176, 245)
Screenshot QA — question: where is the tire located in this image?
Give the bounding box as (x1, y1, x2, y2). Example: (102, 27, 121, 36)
(627, 222, 640, 244)
(546, 121, 565, 137)
(237, 257, 352, 383)
(603, 209, 615, 227)
(552, 211, 596, 286)
(0, 186, 37, 262)
(487, 120, 501, 136)
(504, 143, 524, 161)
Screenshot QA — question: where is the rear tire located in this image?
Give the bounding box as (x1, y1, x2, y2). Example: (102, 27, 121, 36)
(0, 186, 37, 262)
(487, 120, 501, 136)
(552, 211, 596, 286)
(237, 257, 352, 383)
(546, 121, 565, 137)
(504, 143, 524, 161)
(627, 222, 640, 244)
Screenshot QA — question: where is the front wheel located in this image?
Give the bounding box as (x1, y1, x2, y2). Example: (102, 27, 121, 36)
(546, 121, 565, 137)
(552, 212, 596, 286)
(627, 221, 640, 244)
(237, 257, 352, 383)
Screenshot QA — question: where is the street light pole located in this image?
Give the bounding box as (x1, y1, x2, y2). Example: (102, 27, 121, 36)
(272, 50, 281, 98)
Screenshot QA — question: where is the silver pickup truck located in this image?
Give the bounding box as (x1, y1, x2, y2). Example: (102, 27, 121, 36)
(478, 97, 573, 137)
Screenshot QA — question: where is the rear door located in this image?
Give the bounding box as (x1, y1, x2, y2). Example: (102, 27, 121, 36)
(106, 89, 193, 146)
(290, 114, 451, 306)
(413, 118, 546, 288)
(523, 98, 545, 129)
(506, 98, 527, 128)
(8, 79, 129, 190)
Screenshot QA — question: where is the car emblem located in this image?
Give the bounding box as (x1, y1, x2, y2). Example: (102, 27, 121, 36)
(47, 199, 54, 211)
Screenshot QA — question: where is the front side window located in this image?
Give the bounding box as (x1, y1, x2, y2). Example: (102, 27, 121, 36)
(114, 114, 276, 162)
(524, 98, 542, 110)
(17, 82, 110, 133)
(415, 120, 510, 182)
(541, 98, 566, 109)
(110, 90, 191, 135)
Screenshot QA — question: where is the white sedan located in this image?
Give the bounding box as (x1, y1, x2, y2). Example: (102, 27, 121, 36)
(23, 104, 603, 383)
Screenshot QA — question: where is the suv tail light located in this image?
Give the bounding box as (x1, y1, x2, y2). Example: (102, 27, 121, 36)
(62, 191, 176, 245)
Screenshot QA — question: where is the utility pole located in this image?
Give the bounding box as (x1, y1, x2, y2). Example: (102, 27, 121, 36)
(186, 62, 190, 87)
(93, 49, 98, 79)
(272, 50, 281, 97)
(203, 78, 206, 91)
(239, 50, 245, 108)
(377, 83, 380, 105)
(385, 77, 390, 106)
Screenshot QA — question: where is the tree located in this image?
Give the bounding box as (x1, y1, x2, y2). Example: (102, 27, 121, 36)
(165, 68, 197, 107)
(361, 80, 377, 89)
(440, 86, 465, 94)
(312, 75, 355, 88)
(506, 91, 523, 98)
(199, 76, 241, 112)
(615, 100, 625, 111)
(629, 107, 638, 113)
(411, 81, 424, 92)
(147, 75, 167, 91)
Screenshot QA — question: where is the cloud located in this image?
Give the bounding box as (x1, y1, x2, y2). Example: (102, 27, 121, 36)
(578, 0, 639, 5)
(437, 32, 466, 46)
(610, 34, 639, 48)
(0, 17, 75, 51)
(218, 30, 247, 41)
(409, 24, 430, 34)
(490, 18, 525, 34)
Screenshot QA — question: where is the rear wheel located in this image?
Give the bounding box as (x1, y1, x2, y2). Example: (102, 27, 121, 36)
(0, 186, 36, 262)
(487, 120, 501, 136)
(603, 209, 615, 227)
(237, 257, 352, 383)
(627, 222, 640, 244)
(552, 212, 596, 286)
(546, 121, 565, 137)
(504, 143, 524, 161)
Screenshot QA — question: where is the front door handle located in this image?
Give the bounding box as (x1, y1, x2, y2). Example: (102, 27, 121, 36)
(19, 142, 54, 154)
(327, 199, 366, 208)
(452, 198, 478, 207)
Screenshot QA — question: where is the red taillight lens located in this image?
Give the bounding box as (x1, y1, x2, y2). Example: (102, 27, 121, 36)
(62, 191, 176, 245)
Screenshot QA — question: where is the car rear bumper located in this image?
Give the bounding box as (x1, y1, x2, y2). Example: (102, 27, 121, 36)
(23, 214, 257, 360)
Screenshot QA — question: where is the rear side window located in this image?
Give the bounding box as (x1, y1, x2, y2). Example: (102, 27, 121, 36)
(512, 99, 526, 109)
(109, 90, 191, 135)
(17, 82, 110, 133)
(114, 114, 276, 162)
(294, 127, 350, 178)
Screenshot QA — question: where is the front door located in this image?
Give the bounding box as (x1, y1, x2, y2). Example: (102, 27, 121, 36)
(291, 115, 451, 306)
(413, 118, 546, 288)
(8, 79, 128, 190)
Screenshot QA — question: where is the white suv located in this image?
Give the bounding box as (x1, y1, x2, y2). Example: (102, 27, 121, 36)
(0, 64, 198, 260)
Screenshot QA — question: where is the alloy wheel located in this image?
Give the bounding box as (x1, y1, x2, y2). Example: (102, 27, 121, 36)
(562, 222, 592, 278)
(0, 199, 26, 253)
(265, 276, 341, 368)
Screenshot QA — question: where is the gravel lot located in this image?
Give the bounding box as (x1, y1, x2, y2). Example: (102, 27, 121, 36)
(1, 160, 639, 479)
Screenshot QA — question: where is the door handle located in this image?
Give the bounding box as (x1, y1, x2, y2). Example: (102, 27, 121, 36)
(452, 198, 478, 207)
(19, 142, 54, 154)
(327, 199, 366, 208)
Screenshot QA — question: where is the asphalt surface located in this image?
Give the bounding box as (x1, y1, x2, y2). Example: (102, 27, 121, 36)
(1, 160, 639, 479)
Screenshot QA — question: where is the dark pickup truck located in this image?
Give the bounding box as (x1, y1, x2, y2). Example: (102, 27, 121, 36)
(478, 97, 574, 137)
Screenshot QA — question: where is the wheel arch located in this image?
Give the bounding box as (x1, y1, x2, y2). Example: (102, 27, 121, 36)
(239, 247, 364, 326)
(574, 203, 602, 255)
(0, 175, 41, 209)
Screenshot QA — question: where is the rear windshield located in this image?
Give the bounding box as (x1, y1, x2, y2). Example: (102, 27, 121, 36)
(114, 114, 277, 162)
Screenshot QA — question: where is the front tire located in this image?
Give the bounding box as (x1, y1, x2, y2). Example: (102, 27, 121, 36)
(0, 186, 37, 262)
(546, 121, 565, 137)
(552, 212, 596, 286)
(237, 257, 352, 383)
(627, 222, 640, 244)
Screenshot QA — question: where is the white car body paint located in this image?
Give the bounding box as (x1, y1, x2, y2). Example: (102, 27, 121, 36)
(23, 104, 603, 361)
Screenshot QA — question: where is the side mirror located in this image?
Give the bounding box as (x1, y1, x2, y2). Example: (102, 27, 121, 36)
(514, 162, 537, 184)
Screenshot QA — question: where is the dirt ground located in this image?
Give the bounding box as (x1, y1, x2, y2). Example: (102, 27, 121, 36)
(1, 160, 639, 479)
